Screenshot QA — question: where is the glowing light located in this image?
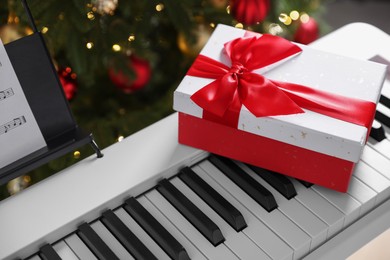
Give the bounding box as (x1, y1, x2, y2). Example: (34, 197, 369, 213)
(87, 11, 95, 20)
(268, 23, 283, 35)
(290, 10, 300, 20)
(210, 23, 215, 28)
(41, 27, 49, 34)
(128, 34, 135, 42)
(300, 13, 310, 23)
(86, 42, 94, 49)
(117, 136, 124, 142)
(235, 23, 244, 29)
(226, 5, 230, 14)
(278, 13, 289, 23)
(284, 16, 292, 25)
(156, 3, 164, 11)
(112, 44, 121, 52)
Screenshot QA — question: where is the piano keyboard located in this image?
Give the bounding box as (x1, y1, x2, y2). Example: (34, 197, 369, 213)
(1, 23, 390, 260)
(20, 114, 390, 260)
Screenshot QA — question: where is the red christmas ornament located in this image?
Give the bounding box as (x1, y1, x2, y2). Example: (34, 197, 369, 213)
(294, 17, 319, 45)
(108, 55, 151, 94)
(230, 0, 270, 25)
(58, 67, 77, 101)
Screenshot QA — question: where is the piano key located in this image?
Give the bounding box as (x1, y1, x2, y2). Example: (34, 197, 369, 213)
(101, 209, 157, 260)
(144, 190, 240, 260)
(171, 177, 272, 260)
(375, 102, 390, 127)
(26, 255, 42, 260)
(297, 179, 314, 188)
(39, 244, 61, 260)
(346, 177, 377, 216)
(123, 197, 188, 260)
(353, 161, 390, 205)
(311, 185, 361, 227)
(52, 240, 79, 260)
(179, 166, 247, 231)
(208, 155, 278, 212)
(361, 145, 390, 181)
(368, 136, 390, 159)
(369, 119, 386, 141)
(192, 165, 293, 260)
(289, 178, 345, 239)
(199, 159, 311, 260)
(89, 220, 134, 259)
(137, 196, 208, 260)
(64, 233, 98, 260)
(239, 163, 328, 251)
(78, 222, 121, 260)
(157, 178, 225, 246)
(114, 207, 172, 260)
(247, 165, 297, 200)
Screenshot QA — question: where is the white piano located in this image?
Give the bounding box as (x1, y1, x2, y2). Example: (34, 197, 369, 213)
(1, 23, 390, 260)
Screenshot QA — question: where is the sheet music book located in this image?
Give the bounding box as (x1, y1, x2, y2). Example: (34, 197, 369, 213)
(0, 38, 46, 169)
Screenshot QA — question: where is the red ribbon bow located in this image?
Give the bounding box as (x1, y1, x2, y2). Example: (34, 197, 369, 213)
(187, 33, 376, 129)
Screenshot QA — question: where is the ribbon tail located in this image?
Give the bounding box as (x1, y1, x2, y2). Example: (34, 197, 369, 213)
(274, 80, 376, 129)
(240, 73, 304, 117)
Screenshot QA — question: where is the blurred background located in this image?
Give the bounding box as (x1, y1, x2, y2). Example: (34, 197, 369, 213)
(0, 0, 389, 200)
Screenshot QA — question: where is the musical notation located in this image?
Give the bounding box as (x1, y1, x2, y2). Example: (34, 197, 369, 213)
(0, 88, 14, 101)
(0, 116, 27, 135)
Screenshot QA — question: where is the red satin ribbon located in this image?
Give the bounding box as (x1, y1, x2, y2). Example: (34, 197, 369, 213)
(188, 34, 376, 129)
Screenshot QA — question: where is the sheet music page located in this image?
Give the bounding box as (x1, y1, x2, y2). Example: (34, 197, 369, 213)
(0, 38, 46, 169)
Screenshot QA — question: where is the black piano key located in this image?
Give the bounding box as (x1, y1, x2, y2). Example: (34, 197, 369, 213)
(208, 155, 278, 212)
(375, 110, 390, 128)
(77, 222, 119, 260)
(157, 178, 225, 246)
(369, 120, 386, 142)
(101, 210, 158, 260)
(124, 197, 190, 260)
(248, 165, 297, 200)
(39, 244, 61, 260)
(380, 94, 390, 108)
(179, 167, 247, 232)
(297, 179, 314, 188)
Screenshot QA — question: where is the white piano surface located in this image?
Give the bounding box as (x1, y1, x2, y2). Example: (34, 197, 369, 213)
(1, 22, 390, 259)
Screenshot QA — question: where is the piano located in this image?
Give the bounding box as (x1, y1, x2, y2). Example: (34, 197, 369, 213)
(1, 23, 390, 260)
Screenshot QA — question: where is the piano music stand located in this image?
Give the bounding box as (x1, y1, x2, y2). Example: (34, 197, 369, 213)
(0, 0, 103, 186)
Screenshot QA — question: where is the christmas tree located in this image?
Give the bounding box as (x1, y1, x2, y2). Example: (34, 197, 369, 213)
(0, 0, 328, 198)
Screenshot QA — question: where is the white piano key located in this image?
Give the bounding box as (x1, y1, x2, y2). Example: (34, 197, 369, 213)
(368, 138, 390, 159)
(137, 196, 207, 260)
(238, 163, 328, 251)
(145, 190, 239, 260)
(52, 240, 79, 260)
(90, 220, 135, 260)
(361, 145, 390, 181)
(289, 178, 345, 239)
(347, 177, 377, 216)
(171, 177, 271, 260)
(311, 185, 361, 227)
(114, 207, 171, 260)
(198, 160, 311, 260)
(64, 233, 98, 260)
(193, 165, 294, 260)
(353, 161, 390, 205)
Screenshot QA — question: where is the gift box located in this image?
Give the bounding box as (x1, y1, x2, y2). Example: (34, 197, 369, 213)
(173, 24, 387, 192)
